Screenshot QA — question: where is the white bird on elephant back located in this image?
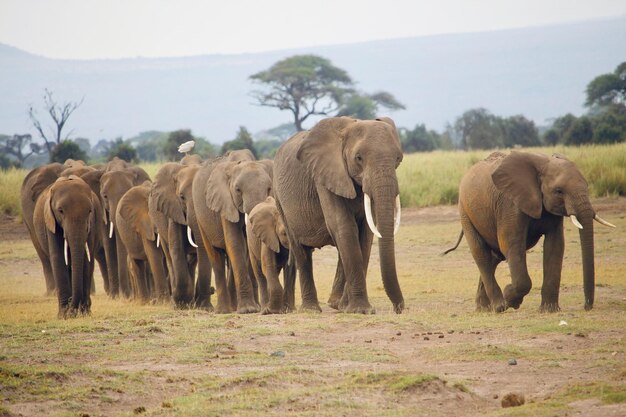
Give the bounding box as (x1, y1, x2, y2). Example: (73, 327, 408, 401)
(178, 140, 195, 155)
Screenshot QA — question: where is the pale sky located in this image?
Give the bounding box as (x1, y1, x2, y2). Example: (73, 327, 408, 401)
(1, 0, 626, 59)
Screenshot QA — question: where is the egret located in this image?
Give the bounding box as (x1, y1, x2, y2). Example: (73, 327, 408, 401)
(178, 140, 195, 155)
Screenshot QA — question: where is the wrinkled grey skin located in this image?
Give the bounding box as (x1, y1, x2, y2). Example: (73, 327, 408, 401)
(451, 151, 606, 312)
(273, 116, 405, 314)
(33, 176, 100, 318)
(192, 150, 274, 314)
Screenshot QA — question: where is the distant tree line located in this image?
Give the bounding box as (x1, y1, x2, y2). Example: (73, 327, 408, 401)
(2, 59, 625, 169)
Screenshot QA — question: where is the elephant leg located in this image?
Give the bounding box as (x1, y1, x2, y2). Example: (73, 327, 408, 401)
(260, 245, 284, 314)
(226, 257, 237, 311)
(193, 245, 214, 311)
(475, 278, 490, 311)
(250, 254, 269, 308)
(115, 234, 132, 299)
(104, 234, 119, 298)
(462, 216, 505, 312)
(95, 246, 108, 295)
(145, 240, 170, 301)
(293, 245, 321, 312)
(128, 257, 149, 303)
(328, 256, 345, 310)
(222, 219, 258, 314)
(81, 251, 93, 315)
(248, 258, 261, 305)
(205, 245, 231, 314)
(503, 243, 532, 310)
(281, 252, 296, 312)
(540, 225, 565, 312)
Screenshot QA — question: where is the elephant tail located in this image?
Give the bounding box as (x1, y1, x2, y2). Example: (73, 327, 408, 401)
(441, 230, 464, 256)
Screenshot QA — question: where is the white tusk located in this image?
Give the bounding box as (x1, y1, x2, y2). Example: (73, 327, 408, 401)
(394, 195, 401, 236)
(594, 214, 616, 228)
(187, 226, 198, 248)
(109, 221, 114, 238)
(245, 213, 249, 225)
(64, 239, 69, 266)
(156, 233, 160, 248)
(85, 242, 91, 262)
(364, 193, 382, 238)
(570, 215, 583, 230)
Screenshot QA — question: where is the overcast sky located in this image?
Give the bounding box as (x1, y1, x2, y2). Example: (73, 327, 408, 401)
(1, 0, 625, 59)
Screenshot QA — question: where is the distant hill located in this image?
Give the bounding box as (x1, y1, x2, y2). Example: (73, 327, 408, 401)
(1, 16, 625, 143)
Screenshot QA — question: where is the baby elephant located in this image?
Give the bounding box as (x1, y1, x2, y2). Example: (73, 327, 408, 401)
(447, 151, 614, 313)
(246, 197, 294, 314)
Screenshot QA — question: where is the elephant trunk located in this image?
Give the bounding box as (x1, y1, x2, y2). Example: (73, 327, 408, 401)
(68, 224, 88, 312)
(367, 171, 404, 313)
(573, 198, 595, 310)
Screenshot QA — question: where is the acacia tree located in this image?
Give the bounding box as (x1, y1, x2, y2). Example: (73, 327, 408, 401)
(250, 55, 354, 131)
(28, 89, 84, 156)
(585, 62, 626, 108)
(0, 134, 42, 167)
(337, 91, 406, 120)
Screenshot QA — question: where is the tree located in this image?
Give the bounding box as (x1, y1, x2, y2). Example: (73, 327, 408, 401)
(591, 104, 626, 144)
(454, 108, 503, 150)
(563, 117, 593, 145)
(107, 138, 138, 162)
(399, 124, 441, 152)
(163, 129, 196, 161)
(0, 133, 43, 167)
(337, 91, 405, 120)
(543, 113, 578, 145)
(50, 140, 88, 164)
(221, 126, 258, 157)
(585, 62, 626, 108)
(28, 89, 84, 157)
(501, 115, 541, 147)
(250, 55, 354, 131)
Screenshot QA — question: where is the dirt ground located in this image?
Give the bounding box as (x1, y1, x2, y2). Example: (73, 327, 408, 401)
(0, 200, 625, 417)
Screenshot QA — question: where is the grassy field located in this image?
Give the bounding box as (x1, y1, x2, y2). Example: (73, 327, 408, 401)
(0, 198, 624, 416)
(2, 143, 626, 218)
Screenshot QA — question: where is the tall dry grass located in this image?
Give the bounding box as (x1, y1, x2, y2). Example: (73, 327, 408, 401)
(2, 143, 625, 217)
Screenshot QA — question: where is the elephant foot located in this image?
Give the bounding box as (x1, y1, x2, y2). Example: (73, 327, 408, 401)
(261, 305, 283, 315)
(237, 301, 260, 314)
(475, 304, 491, 313)
(539, 302, 560, 313)
(194, 296, 214, 312)
(327, 298, 340, 310)
(392, 300, 405, 314)
(343, 299, 376, 315)
(299, 301, 322, 313)
(214, 304, 233, 314)
(504, 284, 528, 310)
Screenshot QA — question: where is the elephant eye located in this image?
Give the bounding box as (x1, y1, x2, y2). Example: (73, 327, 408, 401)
(555, 188, 564, 195)
(355, 153, 362, 162)
(235, 186, 242, 194)
(58, 207, 64, 214)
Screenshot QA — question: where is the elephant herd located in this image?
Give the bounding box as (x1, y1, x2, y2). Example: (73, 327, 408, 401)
(21, 116, 615, 319)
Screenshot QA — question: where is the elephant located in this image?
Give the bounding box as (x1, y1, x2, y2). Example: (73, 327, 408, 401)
(192, 150, 273, 314)
(115, 181, 170, 303)
(246, 196, 295, 314)
(445, 151, 615, 312)
(99, 164, 151, 299)
(21, 163, 65, 294)
(149, 156, 213, 309)
(32, 175, 101, 317)
(273, 116, 405, 314)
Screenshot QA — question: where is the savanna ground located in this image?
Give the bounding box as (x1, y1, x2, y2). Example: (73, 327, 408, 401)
(1, 197, 625, 417)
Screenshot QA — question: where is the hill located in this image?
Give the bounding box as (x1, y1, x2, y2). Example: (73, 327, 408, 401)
(1, 16, 625, 143)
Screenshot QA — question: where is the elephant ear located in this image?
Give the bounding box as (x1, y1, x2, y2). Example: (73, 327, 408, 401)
(249, 198, 280, 253)
(119, 189, 155, 241)
(150, 163, 186, 224)
(491, 151, 549, 219)
(296, 117, 356, 199)
(28, 163, 64, 202)
(129, 166, 151, 185)
(205, 161, 240, 223)
(43, 191, 56, 234)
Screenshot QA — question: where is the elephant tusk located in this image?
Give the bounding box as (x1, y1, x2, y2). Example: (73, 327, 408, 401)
(364, 193, 382, 238)
(394, 195, 401, 236)
(245, 213, 249, 225)
(109, 221, 114, 239)
(570, 215, 583, 230)
(64, 239, 69, 266)
(156, 233, 160, 248)
(187, 226, 198, 248)
(85, 242, 91, 262)
(594, 214, 616, 228)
